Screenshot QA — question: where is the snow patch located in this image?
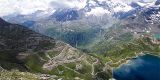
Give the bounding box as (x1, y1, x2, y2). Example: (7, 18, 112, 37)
(86, 7, 111, 16)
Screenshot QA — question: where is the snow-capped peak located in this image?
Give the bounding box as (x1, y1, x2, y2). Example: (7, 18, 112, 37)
(85, 7, 111, 16)
(84, 0, 133, 16)
(137, 2, 149, 6)
(130, 1, 155, 9)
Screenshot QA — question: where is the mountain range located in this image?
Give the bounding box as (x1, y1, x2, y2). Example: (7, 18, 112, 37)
(0, 0, 160, 80)
(0, 18, 113, 80)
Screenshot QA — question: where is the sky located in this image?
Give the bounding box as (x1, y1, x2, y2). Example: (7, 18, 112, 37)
(0, 0, 156, 16)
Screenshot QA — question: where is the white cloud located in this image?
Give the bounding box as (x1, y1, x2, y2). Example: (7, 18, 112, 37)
(49, 0, 87, 9)
(0, 0, 156, 17)
(0, 0, 87, 16)
(0, 0, 52, 16)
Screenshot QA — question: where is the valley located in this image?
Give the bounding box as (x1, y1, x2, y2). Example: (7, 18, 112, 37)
(0, 0, 160, 80)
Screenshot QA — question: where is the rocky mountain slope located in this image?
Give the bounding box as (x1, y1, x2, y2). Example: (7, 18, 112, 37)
(3, 0, 154, 51)
(3, 0, 149, 50)
(0, 18, 112, 80)
(0, 18, 55, 51)
(1, 0, 160, 80)
(91, 0, 160, 63)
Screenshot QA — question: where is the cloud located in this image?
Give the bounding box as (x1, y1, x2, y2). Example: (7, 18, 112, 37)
(49, 0, 87, 9)
(0, 0, 156, 17)
(49, 0, 74, 9)
(0, 0, 52, 16)
(122, 0, 156, 3)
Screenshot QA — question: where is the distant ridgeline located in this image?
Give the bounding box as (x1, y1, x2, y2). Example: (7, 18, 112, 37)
(0, 0, 160, 80)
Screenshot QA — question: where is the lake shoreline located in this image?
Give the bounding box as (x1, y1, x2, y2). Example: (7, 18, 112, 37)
(112, 52, 160, 80)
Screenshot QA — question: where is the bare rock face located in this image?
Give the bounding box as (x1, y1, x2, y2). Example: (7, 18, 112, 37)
(115, 4, 160, 39)
(0, 66, 4, 71)
(155, 0, 160, 5)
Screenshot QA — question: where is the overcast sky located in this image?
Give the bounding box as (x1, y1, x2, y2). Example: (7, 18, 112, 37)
(0, 0, 156, 16)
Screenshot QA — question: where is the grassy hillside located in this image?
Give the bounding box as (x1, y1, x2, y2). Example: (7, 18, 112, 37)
(91, 22, 160, 68)
(0, 70, 39, 80)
